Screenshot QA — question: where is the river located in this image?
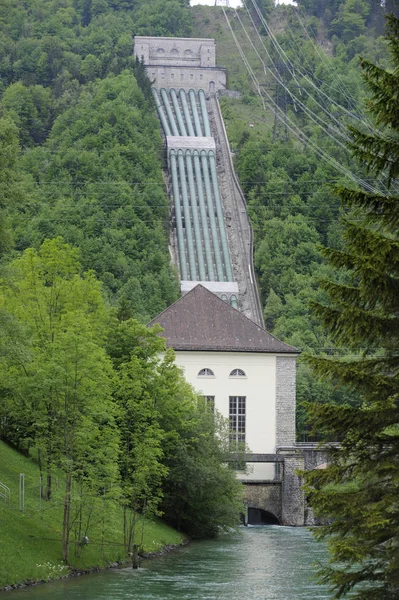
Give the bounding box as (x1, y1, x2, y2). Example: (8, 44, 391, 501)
(7, 526, 331, 600)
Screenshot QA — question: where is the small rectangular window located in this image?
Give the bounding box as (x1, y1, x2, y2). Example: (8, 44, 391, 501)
(200, 395, 215, 412)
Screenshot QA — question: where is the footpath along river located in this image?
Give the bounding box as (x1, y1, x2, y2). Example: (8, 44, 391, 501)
(7, 526, 332, 600)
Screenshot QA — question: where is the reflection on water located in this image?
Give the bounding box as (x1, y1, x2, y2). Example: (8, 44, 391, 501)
(8, 526, 331, 600)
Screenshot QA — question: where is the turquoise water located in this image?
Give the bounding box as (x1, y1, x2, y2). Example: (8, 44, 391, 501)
(8, 526, 331, 600)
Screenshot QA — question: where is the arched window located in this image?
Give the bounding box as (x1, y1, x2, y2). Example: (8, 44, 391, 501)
(229, 368, 246, 377)
(198, 368, 215, 377)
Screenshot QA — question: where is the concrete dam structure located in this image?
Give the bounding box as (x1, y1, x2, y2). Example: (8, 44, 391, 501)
(135, 36, 327, 526)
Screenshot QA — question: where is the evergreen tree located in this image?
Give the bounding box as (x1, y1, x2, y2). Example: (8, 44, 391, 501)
(303, 15, 399, 600)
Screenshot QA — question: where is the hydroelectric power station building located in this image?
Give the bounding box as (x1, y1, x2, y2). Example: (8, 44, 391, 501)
(135, 36, 326, 526)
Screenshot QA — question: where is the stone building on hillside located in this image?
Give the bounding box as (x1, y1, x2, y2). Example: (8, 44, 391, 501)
(134, 36, 227, 92)
(149, 284, 299, 482)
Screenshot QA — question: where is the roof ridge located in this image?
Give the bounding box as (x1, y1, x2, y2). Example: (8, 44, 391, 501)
(147, 283, 209, 326)
(148, 284, 299, 354)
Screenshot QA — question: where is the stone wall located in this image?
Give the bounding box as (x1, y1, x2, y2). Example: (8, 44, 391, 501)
(281, 453, 305, 526)
(134, 36, 216, 67)
(243, 446, 333, 526)
(133, 36, 227, 91)
(243, 482, 282, 522)
(275, 356, 296, 447)
(145, 65, 226, 92)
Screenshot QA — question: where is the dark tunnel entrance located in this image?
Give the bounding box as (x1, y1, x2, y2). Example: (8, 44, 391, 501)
(247, 507, 279, 525)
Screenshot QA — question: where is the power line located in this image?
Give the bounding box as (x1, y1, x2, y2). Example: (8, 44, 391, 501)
(250, 0, 374, 131)
(237, 5, 352, 147)
(30, 177, 384, 185)
(222, 5, 382, 194)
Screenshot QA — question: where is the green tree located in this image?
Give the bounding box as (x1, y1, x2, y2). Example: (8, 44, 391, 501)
(303, 15, 399, 600)
(1, 82, 53, 146)
(155, 353, 243, 538)
(107, 317, 242, 540)
(17, 71, 179, 320)
(109, 318, 168, 552)
(134, 0, 192, 37)
(0, 238, 119, 561)
(0, 119, 23, 256)
(329, 0, 370, 42)
(161, 400, 243, 539)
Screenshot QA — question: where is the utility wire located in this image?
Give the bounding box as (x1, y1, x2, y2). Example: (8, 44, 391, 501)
(294, 7, 371, 118)
(275, 5, 361, 115)
(237, 5, 351, 148)
(248, 0, 379, 133)
(222, 6, 381, 194)
(247, 1, 399, 194)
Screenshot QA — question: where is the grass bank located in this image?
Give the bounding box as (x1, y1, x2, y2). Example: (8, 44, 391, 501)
(0, 441, 186, 590)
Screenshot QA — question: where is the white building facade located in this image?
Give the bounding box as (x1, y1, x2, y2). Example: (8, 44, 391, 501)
(149, 285, 298, 481)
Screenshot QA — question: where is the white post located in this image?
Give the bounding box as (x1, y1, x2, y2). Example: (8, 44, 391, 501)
(19, 473, 25, 512)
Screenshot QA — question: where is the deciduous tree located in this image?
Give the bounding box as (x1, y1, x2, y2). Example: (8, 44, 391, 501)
(0, 238, 119, 562)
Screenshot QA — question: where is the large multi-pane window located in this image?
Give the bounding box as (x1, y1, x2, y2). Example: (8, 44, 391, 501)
(229, 396, 246, 444)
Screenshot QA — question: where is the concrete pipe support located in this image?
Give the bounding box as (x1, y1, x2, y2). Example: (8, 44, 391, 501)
(199, 89, 212, 137)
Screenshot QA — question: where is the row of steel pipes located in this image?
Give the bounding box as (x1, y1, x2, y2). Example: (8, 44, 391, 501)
(153, 88, 236, 306)
(153, 87, 211, 137)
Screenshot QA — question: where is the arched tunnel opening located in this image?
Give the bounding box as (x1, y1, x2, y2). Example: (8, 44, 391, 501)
(247, 507, 279, 526)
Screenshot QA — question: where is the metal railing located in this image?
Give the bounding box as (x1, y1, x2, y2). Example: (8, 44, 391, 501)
(0, 482, 10, 504)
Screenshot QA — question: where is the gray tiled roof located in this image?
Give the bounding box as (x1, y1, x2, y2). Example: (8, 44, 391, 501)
(148, 285, 298, 354)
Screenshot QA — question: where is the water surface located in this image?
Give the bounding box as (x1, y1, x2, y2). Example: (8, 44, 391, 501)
(8, 526, 331, 600)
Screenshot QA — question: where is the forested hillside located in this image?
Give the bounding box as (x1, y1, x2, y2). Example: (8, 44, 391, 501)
(0, 0, 245, 585)
(1, 0, 394, 440)
(0, 0, 193, 322)
(193, 0, 396, 435)
(0, 1, 395, 583)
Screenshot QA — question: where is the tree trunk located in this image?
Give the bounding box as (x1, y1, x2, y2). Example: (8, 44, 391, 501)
(62, 474, 72, 563)
(131, 544, 140, 569)
(46, 471, 52, 501)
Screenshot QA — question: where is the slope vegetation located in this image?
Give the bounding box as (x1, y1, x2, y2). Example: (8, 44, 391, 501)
(0, 441, 184, 589)
(192, 2, 390, 434)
